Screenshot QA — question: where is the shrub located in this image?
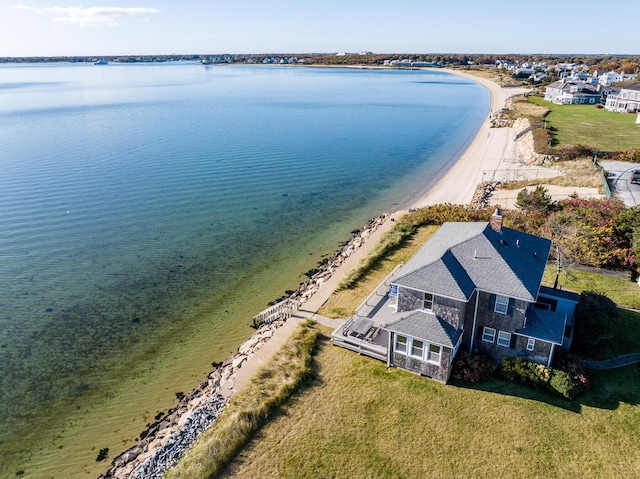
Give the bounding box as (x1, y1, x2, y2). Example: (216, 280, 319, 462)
(515, 185, 553, 213)
(502, 357, 584, 399)
(553, 352, 591, 392)
(452, 352, 497, 382)
(548, 369, 581, 399)
(574, 291, 620, 350)
(502, 357, 550, 386)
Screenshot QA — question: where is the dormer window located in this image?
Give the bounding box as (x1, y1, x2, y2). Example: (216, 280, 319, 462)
(423, 292, 434, 311)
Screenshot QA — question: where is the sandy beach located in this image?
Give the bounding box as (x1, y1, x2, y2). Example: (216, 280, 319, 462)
(414, 69, 530, 206)
(234, 71, 532, 384)
(103, 69, 535, 477)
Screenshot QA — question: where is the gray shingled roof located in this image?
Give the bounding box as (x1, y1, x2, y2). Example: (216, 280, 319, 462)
(538, 285, 580, 303)
(623, 81, 640, 92)
(515, 307, 566, 345)
(385, 310, 462, 347)
(392, 222, 551, 302)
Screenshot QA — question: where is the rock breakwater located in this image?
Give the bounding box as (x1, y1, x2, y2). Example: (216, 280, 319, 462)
(100, 214, 390, 478)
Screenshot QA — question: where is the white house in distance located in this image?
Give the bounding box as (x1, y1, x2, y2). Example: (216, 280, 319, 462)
(544, 79, 602, 105)
(606, 82, 640, 113)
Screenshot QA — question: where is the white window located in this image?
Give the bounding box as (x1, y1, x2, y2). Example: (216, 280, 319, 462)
(423, 292, 434, 311)
(482, 327, 496, 343)
(410, 339, 424, 358)
(427, 343, 441, 364)
(395, 335, 407, 354)
(497, 331, 511, 348)
(527, 338, 535, 351)
(495, 295, 509, 314)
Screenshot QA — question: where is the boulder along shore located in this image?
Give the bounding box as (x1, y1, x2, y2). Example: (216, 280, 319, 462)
(99, 214, 389, 479)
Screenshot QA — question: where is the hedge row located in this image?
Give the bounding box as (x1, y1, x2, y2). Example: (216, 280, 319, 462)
(502, 357, 581, 399)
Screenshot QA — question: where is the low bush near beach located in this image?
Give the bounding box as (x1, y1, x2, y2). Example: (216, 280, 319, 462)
(165, 320, 319, 479)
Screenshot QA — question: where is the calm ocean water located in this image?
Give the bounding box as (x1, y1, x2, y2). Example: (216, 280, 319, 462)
(0, 62, 488, 475)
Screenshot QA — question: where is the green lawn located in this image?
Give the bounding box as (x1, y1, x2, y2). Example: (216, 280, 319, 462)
(221, 329, 640, 479)
(542, 266, 640, 310)
(528, 96, 640, 151)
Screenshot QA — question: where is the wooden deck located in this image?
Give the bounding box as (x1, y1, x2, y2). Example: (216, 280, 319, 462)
(331, 264, 404, 362)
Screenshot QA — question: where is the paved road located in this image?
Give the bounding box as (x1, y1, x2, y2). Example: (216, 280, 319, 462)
(599, 160, 640, 207)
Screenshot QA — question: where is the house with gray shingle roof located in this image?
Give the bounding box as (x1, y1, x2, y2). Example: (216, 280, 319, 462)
(332, 210, 578, 383)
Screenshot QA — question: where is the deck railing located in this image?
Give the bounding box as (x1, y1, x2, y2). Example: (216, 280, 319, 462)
(252, 298, 299, 328)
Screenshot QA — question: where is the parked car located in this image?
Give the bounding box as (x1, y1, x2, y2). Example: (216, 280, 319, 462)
(632, 170, 640, 185)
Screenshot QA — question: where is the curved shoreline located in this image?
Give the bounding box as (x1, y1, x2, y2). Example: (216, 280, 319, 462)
(102, 69, 530, 477)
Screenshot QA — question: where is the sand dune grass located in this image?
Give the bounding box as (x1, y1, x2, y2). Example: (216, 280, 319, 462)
(165, 320, 319, 479)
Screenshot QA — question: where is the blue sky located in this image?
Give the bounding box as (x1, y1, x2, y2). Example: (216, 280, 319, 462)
(2, 1, 639, 57)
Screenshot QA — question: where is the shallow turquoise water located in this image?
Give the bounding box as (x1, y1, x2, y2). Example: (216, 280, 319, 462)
(0, 63, 488, 467)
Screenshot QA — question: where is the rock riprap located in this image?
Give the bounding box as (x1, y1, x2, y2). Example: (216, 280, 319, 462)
(100, 215, 390, 478)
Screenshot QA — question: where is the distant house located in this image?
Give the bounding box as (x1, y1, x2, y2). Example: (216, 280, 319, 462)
(332, 210, 578, 383)
(605, 81, 640, 113)
(544, 80, 602, 105)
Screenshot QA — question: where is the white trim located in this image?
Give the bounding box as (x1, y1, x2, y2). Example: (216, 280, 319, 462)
(495, 295, 509, 314)
(426, 343, 442, 365)
(526, 338, 535, 351)
(394, 334, 407, 354)
(469, 291, 480, 353)
(410, 338, 424, 359)
(482, 327, 496, 343)
(497, 330, 511, 348)
(422, 292, 434, 311)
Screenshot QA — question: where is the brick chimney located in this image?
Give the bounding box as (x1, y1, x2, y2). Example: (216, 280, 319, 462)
(490, 208, 503, 233)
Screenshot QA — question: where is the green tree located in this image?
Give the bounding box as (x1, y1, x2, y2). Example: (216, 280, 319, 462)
(515, 186, 553, 213)
(574, 291, 620, 351)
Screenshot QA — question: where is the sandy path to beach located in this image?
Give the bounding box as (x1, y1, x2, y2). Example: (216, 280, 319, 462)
(232, 70, 530, 390)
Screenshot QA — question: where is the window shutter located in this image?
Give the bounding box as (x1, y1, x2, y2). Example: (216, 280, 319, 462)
(489, 294, 496, 311)
(508, 298, 515, 316)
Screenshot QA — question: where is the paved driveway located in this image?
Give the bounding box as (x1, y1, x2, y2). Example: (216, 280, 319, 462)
(599, 160, 640, 207)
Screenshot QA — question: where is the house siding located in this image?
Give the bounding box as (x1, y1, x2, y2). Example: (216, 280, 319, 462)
(392, 348, 453, 383)
(397, 287, 466, 329)
(397, 287, 425, 312)
(472, 292, 528, 363)
(514, 336, 553, 365)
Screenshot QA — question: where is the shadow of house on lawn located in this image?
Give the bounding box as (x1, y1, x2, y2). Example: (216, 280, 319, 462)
(451, 363, 640, 413)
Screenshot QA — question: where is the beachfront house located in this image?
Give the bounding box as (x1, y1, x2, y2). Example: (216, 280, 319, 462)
(331, 210, 578, 383)
(544, 80, 602, 105)
(605, 81, 640, 113)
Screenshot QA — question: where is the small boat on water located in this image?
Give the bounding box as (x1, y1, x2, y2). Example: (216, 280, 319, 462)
(94, 60, 109, 65)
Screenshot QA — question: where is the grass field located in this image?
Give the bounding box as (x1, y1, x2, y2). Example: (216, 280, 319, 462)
(527, 96, 640, 151)
(221, 328, 640, 479)
(542, 267, 640, 310)
(217, 235, 640, 479)
(166, 321, 319, 479)
(319, 225, 439, 318)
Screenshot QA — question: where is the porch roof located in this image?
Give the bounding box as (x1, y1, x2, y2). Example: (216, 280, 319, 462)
(385, 310, 462, 348)
(515, 307, 566, 345)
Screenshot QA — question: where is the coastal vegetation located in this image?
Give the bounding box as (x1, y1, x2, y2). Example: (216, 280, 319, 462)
(165, 320, 318, 479)
(219, 326, 640, 479)
(216, 199, 640, 478)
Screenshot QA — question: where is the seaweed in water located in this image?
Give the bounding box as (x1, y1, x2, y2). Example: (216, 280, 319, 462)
(96, 448, 109, 462)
